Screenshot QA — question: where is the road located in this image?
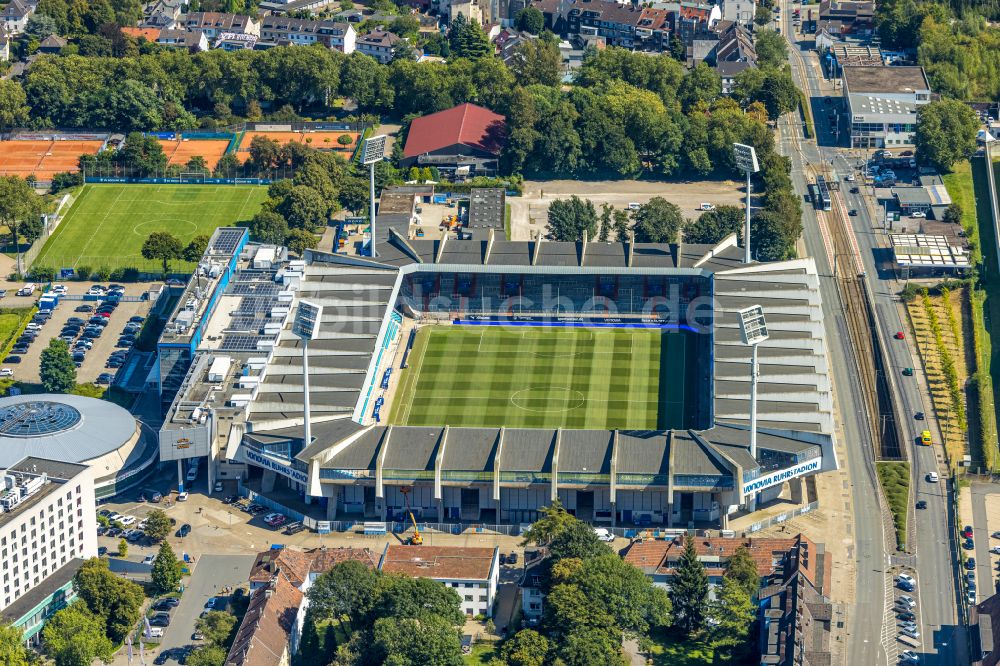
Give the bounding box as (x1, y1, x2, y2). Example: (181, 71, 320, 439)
(776, 4, 965, 663)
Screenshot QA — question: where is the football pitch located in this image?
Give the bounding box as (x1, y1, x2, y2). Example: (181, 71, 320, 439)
(35, 184, 269, 273)
(389, 325, 688, 430)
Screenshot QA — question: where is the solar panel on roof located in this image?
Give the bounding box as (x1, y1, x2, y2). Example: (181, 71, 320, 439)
(0, 402, 82, 437)
(211, 228, 246, 255)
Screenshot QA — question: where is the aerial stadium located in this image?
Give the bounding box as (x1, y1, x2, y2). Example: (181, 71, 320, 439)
(158, 200, 837, 530)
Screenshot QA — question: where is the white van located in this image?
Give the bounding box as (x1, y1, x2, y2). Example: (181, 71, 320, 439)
(186, 467, 198, 482)
(16, 284, 36, 297)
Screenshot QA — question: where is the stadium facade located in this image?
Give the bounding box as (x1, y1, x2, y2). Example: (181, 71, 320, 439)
(159, 216, 837, 529)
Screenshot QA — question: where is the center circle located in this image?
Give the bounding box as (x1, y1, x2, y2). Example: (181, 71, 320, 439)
(510, 387, 586, 413)
(132, 219, 199, 237)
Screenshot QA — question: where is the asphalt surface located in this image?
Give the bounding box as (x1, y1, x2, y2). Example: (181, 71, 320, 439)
(776, 8, 965, 664)
(972, 483, 999, 609)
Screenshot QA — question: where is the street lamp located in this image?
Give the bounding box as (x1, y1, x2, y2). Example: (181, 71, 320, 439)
(292, 300, 323, 459)
(738, 305, 769, 459)
(733, 143, 760, 264)
(361, 134, 387, 258)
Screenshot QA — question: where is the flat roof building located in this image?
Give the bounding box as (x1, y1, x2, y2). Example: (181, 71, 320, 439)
(378, 545, 500, 617)
(843, 65, 931, 149)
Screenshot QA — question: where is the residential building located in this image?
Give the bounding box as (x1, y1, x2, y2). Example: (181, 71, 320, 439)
(37, 34, 67, 53)
(450, 0, 485, 24)
(378, 545, 500, 617)
(180, 12, 260, 40)
(141, 0, 184, 28)
(401, 102, 507, 177)
(519, 549, 547, 620)
(721, 0, 754, 28)
(973, 592, 1000, 665)
(2, 559, 83, 647)
(259, 17, 356, 52)
(249, 545, 378, 591)
(666, 1, 721, 46)
(214, 32, 258, 50)
(817, 0, 874, 37)
(709, 22, 756, 93)
(564, 1, 659, 50)
(121, 26, 164, 42)
(225, 572, 303, 666)
(157, 28, 210, 50)
(493, 27, 537, 67)
(259, 0, 342, 13)
(842, 65, 932, 148)
(0, 29, 10, 61)
(1, 0, 34, 35)
(0, 458, 98, 618)
(356, 29, 401, 64)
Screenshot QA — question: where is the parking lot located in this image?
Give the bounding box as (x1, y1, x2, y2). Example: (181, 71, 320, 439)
(2, 283, 152, 385)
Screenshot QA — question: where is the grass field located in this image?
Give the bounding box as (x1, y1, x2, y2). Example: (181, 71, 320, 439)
(389, 325, 687, 430)
(34, 184, 269, 273)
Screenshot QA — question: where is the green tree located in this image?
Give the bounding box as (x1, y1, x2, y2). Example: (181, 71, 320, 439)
(943, 202, 963, 225)
(372, 575, 464, 626)
(685, 205, 744, 244)
(185, 645, 228, 666)
(669, 534, 709, 636)
(151, 541, 182, 595)
(754, 4, 773, 25)
(371, 615, 463, 666)
(74, 557, 144, 644)
(143, 509, 172, 542)
(521, 499, 576, 546)
(116, 132, 168, 175)
(448, 15, 491, 59)
(41, 602, 115, 666)
(759, 69, 800, 119)
(280, 185, 329, 231)
(0, 80, 30, 131)
(141, 231, 183, 276)
(632, 197, 685, 243)
(571, 553, 671, 636)
(915, 98, 979, 172)
(308, 560, 382, 624)
(598, 203, 612, 242)
(516, 7, 544, 34)
(709, 577, 755, 652)
(547, 196, 598, 241)
(548, 519, 611, 561)
(40, 339, 76, 393)
(196, 611, 237, 649)
(0, 623, 32, 666)
(724, 545, 760, 596)
(182, 234, 210, 263)
(678, 62, 722, 110)
(0, 175, 44, 275)
(298, 609, 325, 666)
(613, 209, 631, 242)
(500, 629, 549, 666)
(510, 39, 562, 87)
(755, 29, 788, 68)
(251, 210, 290, 245)
(286, 228, 319, 255)
(118, 538, 128, 557)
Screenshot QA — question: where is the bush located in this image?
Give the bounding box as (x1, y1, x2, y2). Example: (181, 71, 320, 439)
(50, 171, 83, 194)
(877, 462, 910, 550)
(75, 266, 92, 281)
(110, 267, 140, 282)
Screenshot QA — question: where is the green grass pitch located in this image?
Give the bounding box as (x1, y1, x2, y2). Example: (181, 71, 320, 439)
(389, 325, 687, 430)
(35, 184, 269, 273)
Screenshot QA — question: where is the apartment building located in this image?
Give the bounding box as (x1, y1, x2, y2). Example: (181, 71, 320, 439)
(843, 65, 932, 148)
(180, 12, 261, 40)
(356, 29, 401, 64)
(378, 545, 500, 618)
(259, 16, 356, 52)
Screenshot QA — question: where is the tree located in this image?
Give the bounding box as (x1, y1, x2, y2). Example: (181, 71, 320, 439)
(372, 615, 463, 666)
(286, 229, 319, 255)
(186, 156, 209, 173)
(195, 611, 237, 649)
(0, 81, 30, 132)
(754, 29, 788, 68)
(143, 509, 172, 542)
(500, 629, 549, 666)
(685, 205, 744, 244)
(709, 577, 755, 652)
(42, 602, 115, 666)
(669, 534, 709, 636)
(915, 99, 979, 172)
(547, 196, 597, 241)
(0, 623, 32, 666)
(516, 7, 544, 34)
(185, 645, 228, 666)
(943, 202, 963, 225)
(724, 545, 760, 596)
(73, 557, 144, 644)
(613, 209, 630, 242)
(40, 339, 76, 393)
(548, 519, 611, 562)
(570, 553, 671, 636)
(116, 132, 168, 175)
(118, 538, 128, 558)
(632, 197, 685, 243)
(372, 575, 465, 626)
(759, 69, 800, 119)
(279, 185, 328, 231)
(510, 39, 562, 87)
(298, 610, 325, 666)
(142, 231, 183, 276)
(0, 175, 44, 275)
(678, 62, 722, 110)
(598, 203, 612, 242)
(309, 560, 382, 623)
(521, 499, 577, 546)
(182, 234, 210, 263)
(754, 4, 773, 25)
(251, 210, 290, 245)
(448, 15, 491, 59)
(151, 541, 182, 595)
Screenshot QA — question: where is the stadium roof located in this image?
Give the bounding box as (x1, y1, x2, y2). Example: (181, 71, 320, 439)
(402, 103, 506, 159)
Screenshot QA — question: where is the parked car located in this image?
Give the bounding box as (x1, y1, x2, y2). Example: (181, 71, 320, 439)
(143, 554, 156, 565)
(177, 492, 189, 501)
(967, 558, 977, 571)
(75, 305, 93, 313)
(593, 528, 615, 542)
(177, 523, 191, 537)
(963, 526, 974, 538)
(149, 613, 171, 627)
(964, 538, 975, 550)
(915, 500, 927, 510)
(897, 573, 915, 586)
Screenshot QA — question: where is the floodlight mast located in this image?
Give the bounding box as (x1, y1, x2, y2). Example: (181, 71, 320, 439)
(362, 135, 388, 258)
(733, 144, 760, 264)
(293, 301, 323, 453)
(737, 305, 769, 460)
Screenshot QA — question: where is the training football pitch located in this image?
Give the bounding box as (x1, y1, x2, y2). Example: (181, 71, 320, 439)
(389, 325, 688, 430)
(35, 184, 269, 273)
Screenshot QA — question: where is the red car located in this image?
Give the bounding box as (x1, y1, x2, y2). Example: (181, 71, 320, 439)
(894, 331, 905, 340)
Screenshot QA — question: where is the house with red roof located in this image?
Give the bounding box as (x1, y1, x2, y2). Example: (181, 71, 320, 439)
(401, 103, 507, 178)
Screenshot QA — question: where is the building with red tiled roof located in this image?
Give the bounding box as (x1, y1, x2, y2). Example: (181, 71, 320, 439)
(249, 545, 378, 590)
(378, 545, 500, 617)
(225, 573, 303, 666)
(121, 26, 163, 41)
(400, 103, 506, 177)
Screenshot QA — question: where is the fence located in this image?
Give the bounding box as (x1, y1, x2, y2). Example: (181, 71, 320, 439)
(743, 501, 820, 534)
(21, 192, 74, 273)
(81, 161, 303, 182)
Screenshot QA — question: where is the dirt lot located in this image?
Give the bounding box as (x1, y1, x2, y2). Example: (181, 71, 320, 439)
(509, 178, 745, 240)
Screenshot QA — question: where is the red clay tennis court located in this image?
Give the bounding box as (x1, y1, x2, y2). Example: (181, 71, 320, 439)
(158, 138, 231, 170)
(235, 130, 360, 162)
(0, 139, 104, 180)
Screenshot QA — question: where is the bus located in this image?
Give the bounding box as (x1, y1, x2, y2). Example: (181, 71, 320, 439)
(815, 176, 832, 211)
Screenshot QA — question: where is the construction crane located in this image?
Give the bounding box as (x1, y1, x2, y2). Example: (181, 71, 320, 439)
(400, 487, 423, 545)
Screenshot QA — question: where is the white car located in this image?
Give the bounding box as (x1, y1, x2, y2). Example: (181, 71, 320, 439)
(25, 323, 42, 331)
(87, 287, 105, 296)
(896, 594, 916, 607)
(910, 211, 926, 218)
(926, 472, 938, 483)
(118, 515, 137, 527)
(263, 512, 283, 523)
(897, 573, 915, 586)
(901, 627, 920, 639)
(214, 482, 223, 492)
(846, 174, 856, 181)
(51, 284, 67, 294)
(177, 492, 189, 501)
(0, 369, 13, 378)
(143, 554, 156, 565)
(186, 468, 198, 482)
(627, 202, 641, 211)
(593, 528, 615, 542)
(147, 627, 164, 638)
(699, 202, 716, 211)
(108, 512, 122, 522)
(989, 546, 1000, 555)
(899, 649, 919, 663)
